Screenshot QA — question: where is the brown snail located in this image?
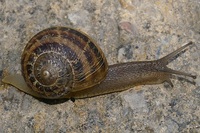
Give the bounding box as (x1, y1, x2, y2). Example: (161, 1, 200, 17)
(2, 27, 196, 99)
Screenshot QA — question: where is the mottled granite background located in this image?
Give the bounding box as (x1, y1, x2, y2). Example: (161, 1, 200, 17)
(0, 0, 200, 133)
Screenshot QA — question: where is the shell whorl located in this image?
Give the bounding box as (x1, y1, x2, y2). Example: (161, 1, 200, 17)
(21, 27, 108, 98)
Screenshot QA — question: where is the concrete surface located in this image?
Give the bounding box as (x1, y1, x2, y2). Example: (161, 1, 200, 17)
(0, 0, 199, 133)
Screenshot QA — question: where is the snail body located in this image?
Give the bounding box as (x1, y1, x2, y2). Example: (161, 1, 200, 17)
(2, 27, 196, 99)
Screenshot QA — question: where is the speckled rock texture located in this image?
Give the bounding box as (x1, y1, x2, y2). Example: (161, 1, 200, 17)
(0, 0, 199, 133)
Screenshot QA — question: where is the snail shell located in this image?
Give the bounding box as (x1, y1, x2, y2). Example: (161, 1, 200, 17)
(21, 27, 108, 98)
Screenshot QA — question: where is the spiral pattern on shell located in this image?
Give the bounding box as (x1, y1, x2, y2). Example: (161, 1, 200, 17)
(21, 27, 108, 98)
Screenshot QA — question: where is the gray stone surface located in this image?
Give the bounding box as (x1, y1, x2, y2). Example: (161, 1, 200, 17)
(0, 0, 199, 132)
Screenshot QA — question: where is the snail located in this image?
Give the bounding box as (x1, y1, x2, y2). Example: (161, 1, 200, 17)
(2, 27, 196, 100)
